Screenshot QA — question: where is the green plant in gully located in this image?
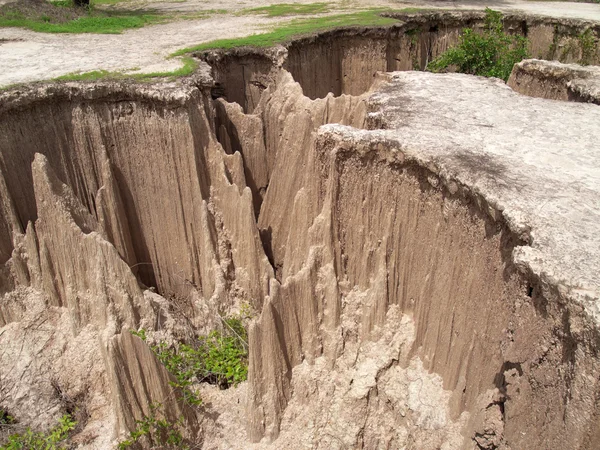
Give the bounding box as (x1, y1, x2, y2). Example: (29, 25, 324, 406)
(428, 8, 529, 82)
(131, 316, 249, 408)
(117, 403, 188, 450)
(1, 414, 76, 450)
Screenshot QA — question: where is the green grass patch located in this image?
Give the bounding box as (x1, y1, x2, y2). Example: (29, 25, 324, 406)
(171, 8, 400, 56)
(0, 10, 165, 34)
(0, 6, 228, 34)
(0, 83, 25, 93)
(92, 0, 132, 6)
(54, 69, 120, 81)
(131, 316, 248, 407)
(0, 0, 226, 34)
(241, 2, 330, 17)
(48, 0, 76, 7)
(53, 56, 198, 81)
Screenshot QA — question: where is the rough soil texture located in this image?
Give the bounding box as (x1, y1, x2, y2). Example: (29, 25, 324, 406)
(231, 69, 600, 449)
(0, 80, 272, 447)
(0, 150, 199, 448)
(203, 311, 469, 450)
(509, 58, 600, 103)
(0, 0, 600, 87)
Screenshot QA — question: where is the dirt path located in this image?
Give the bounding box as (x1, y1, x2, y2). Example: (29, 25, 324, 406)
(0, 15, 278, 86)
(0, 0, 599, 87)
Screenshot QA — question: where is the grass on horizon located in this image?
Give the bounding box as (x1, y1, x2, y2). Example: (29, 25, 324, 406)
(241, 2, 330, 17)
(91, 0, 133, 6)
(171, 8, 403, 56)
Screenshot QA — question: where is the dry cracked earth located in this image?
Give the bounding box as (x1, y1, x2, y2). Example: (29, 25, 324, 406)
(1, 1, 600, 450)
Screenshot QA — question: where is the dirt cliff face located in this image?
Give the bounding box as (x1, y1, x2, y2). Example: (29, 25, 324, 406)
(235, 71, 600, 449)
(0, 81, 272, 446)
(1, 11, 600, 450)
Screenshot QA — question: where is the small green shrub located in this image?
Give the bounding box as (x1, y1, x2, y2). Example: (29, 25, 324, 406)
(1, 414, 76, 450)
(131, 317, 248, 407)
(428, 8, 529, 82)
(117, 403, 188, 450)
(199, 317, 249, 386)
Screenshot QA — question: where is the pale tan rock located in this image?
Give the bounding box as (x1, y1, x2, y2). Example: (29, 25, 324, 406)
(255, 71, 368, 273)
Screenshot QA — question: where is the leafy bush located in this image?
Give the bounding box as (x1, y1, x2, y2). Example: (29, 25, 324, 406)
(117, 403, 187, 450)
(198, 318, 249, 386)
(131, 317, 248, 407)
(428, 8, 529, 81)
(1, 414, 76, 450)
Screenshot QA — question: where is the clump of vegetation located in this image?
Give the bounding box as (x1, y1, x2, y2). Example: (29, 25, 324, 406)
(117, 403, 188, 450)
(428, 8, 529, 82)
(242, 2, 330, 17)
(1, 414, 76, 450)
(131, 316, 249, 407)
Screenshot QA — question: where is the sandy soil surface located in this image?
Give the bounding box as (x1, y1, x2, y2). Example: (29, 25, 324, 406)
(0, 0, 599, 87)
